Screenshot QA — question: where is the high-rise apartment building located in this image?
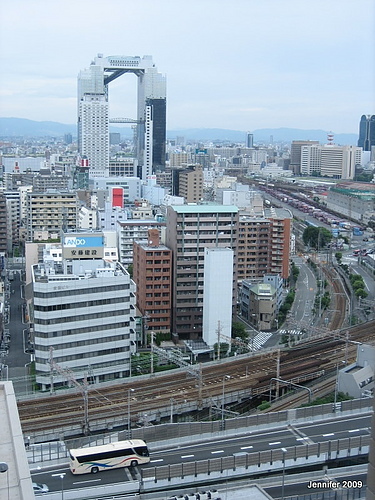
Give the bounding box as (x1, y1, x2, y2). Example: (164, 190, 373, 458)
(26, 191, 78, 241)
(236, 208, 292, 282)
(78, 55, 166, 178)
(166, 205, 238, 339)
(117, 219, 166, 266)
(169, 152, 190, 167)
(178, 166, 204, 203)
(133, 229, 172, 333)
(0, 192, 7, 255)
(3, 191, 21, 252)
(32, 236, 136, 390)
(358, 114, 375, 151)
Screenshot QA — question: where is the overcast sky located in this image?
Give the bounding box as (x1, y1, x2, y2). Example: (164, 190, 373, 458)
(1, 0, 374, 133)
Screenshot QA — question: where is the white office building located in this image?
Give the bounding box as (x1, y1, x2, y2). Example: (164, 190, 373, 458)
(91, 176, 142, 203)
(32, 237, 136, 390)
(301, 144, 362, 179)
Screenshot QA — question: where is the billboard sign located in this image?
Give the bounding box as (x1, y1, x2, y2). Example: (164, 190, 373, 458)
(63, 234, 104, 259)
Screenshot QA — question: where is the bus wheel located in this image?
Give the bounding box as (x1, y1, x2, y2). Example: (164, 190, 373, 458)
(91, 467, 99, 474)
(130, 460, 138, 467)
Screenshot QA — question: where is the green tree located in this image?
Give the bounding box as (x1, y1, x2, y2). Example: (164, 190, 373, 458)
(232, 321, 248, 342)
(302, 226, 332, 250)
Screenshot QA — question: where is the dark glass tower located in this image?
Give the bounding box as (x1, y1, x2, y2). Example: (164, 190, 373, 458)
(358, 114, 375, 151)
(146, 97, 166, 172)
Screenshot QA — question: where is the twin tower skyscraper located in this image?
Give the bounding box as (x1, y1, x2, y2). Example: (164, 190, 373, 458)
(77, 54, 166, 178)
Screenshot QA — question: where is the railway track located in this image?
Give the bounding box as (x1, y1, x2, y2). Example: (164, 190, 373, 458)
(17, 320, 375, 437)
(322, 264, 347, 331)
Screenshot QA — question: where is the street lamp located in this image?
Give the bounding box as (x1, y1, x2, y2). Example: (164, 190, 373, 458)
(170, 398, 174, 424)
(333, 359, 345, 412)
(221, 375, 230, 428)
(281, 447, 287, 500)
(52, 472, 66, 500)
(128, 388, 135, 439)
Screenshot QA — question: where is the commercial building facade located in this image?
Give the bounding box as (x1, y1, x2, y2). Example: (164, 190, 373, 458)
(326, 182, 375, 223)
(300, 144, 362, 179)
(166, 204, 238, 339)
(32, 247, 136, 390)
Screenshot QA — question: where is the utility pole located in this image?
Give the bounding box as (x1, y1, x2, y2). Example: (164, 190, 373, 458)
(197, 363, 203, 409)
(49, 347, 54, 395)
(217, 321, 221, 361)
(276, 349, 280, 399)
(49, 353, 90, 435)
(150, 331, 155, 376)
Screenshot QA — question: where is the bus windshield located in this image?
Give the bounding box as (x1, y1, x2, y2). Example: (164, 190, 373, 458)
(69, 439, 150, 474)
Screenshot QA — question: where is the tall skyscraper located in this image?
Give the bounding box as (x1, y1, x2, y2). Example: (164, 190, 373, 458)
(246, 132, 254, 148)
(78, 54, 166, 178)
(358, 114, 375, 151)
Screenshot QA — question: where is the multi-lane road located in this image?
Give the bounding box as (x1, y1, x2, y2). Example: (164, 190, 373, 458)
(30, 410, 371, 497)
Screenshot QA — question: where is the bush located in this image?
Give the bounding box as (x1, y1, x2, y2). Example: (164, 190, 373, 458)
(257, 401, 271, 411)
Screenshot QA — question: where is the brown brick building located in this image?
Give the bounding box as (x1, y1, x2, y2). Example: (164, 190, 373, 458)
(133, 229, 172, 333)
(237, 207, 292, 282)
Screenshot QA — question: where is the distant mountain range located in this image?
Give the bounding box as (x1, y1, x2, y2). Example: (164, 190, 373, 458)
(0, 117, 359, 145)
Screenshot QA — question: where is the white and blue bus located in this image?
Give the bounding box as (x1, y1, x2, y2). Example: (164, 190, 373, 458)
(69, 439, 150, 474)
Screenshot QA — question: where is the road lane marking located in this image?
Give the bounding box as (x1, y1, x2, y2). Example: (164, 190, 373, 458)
(349, 429, 360, 433)
(73, 479, 101, 484)
(323, 433, 334, 437)
(211, 450, 224, 454)
(269, 441, 281, 445)
(240, 446, 253, 450)
(181, 454, 194, 459)
(150, 459, 164, 463)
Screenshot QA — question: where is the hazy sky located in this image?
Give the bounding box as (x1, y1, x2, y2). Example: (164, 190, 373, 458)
(1, 0, 374, 133)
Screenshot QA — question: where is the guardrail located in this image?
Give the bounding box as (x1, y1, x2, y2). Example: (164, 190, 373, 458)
(141, 435, 369, 488)
(131, 397, 372, 445)
(27, 397, 372, 464)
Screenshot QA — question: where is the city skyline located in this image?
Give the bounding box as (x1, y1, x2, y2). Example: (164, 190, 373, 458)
(0, 0, 374, 134)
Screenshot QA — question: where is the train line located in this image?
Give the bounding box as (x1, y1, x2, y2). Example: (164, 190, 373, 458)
(322, 264, 347, 331)
(17, 319, 375, 437)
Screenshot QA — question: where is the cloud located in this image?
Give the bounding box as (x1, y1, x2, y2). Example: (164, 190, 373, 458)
(0, 0, 374, 133)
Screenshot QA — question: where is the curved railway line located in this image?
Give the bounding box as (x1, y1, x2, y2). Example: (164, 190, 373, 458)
(322, 264, 347, 331)
(18, 320, 375, 437)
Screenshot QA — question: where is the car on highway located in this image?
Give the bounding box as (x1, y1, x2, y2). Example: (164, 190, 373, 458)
(32, 482, 49, 494)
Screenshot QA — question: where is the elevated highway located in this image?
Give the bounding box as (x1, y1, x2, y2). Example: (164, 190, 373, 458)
(29, 401, 371, 499)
